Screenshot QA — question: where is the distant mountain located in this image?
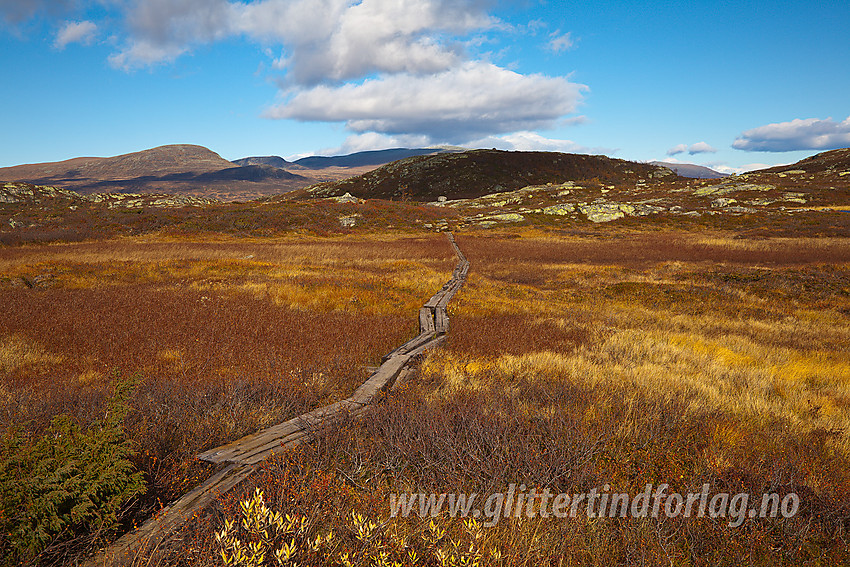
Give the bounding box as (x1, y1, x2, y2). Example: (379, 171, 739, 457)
(650, 161, 728, 179)
(232, 156, 291, 168)
(0, 144, 311, 201)
(291, 148, 458, 169)
(303, 149, 675, 201)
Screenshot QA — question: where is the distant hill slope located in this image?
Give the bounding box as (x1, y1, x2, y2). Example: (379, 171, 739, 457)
(650, 161, 727, 179)
(0, 144, 312, 201)
(231, 156, 291, 168)
(755, 147, 850, 175)
(291, 148, 456, 169)
(302, 149, 676, 201)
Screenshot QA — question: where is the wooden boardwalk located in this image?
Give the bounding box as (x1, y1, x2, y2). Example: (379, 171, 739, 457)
(87, 232, 469, 566)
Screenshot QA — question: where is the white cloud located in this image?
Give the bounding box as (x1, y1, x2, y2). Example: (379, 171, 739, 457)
(269, 61, 586, 141)
(667, 142, 717, 156)
(547, 31, 574, 53)
(110, 0, 494, 81)
(22, 1, 590, 148)
(316, 132, 433, 156)
(110, 0, 235, 70)
(109, 40, 189, 69)
(465, 131, 610, 154)
(709, 163, 774, 175)
(54, 20, 98, 49)
(733, 116, 850, 152)
(688, 141, 717, 154)
(0, 0, 76, 24)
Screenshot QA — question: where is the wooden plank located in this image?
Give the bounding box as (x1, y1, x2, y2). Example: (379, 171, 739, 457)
(86, 463, 255, 566)
(198, 420, 305, 463)
(350, 354, 411, 404)
(419, 307, 436, 334)
(435, 307, 449, 333)
(403, 335, 446, 358)
(382, 331, 433, 361)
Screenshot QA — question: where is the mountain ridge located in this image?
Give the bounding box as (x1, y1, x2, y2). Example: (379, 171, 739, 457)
(0, 144, 312, 201)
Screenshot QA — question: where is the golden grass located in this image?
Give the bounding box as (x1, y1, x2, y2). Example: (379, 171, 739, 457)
(0, 334, 64, 376)
(438, 232, 850, 453)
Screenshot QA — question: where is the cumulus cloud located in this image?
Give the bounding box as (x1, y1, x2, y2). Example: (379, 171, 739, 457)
(109, 0, 235, 69)
(733, 116, 850, 152)
(688, 141, 717, 154)
(12, 0, 589, 147)
(709, 163, 775, 175)
(0, 0, 76, 24)
(54, 19, 97, 49)
(109, 0, 494, 81)
(315, 132, 434, 156)
(269, 61, 586, 141)
(547, 31, 574, 53)
(466, 131, 610, 154)
(667, 142, 717, 155)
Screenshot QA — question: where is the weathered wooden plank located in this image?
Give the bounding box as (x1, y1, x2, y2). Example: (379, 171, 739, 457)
(435, 307, 449, 333)
(382, 331, 432, 361)
(350, 354, 411, 404)
(419, 307, 436, 334)
(198, 420, 305, 463)
(403, 335, 446, 358)
(87, 462, 255, 566)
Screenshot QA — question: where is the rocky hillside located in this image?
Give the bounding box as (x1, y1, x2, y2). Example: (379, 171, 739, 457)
(302, 150, 677, 201)
(232, 156, 292, 168)
(755, 147, 850, 176)
(0, 145, 312, 201)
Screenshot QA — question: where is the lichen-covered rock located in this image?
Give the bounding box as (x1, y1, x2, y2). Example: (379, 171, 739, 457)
(747, 198, 777, 206)
(723, 206, 755, 214)
(542, 203, 575, 215)
(579, 203, 624, 222)
(712, 197, 737, 207)
(630, 203, 665, 216)
(693, 182, 774, 197)
(484, 213, 525, 222)
(1, 182, 81, 203)
(338, 214, 361, 227)
(783, 192, 807, 204)
(333, 192, 360, 204)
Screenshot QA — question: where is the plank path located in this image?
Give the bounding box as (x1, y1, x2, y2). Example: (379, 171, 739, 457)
(87, 232, 469, 566)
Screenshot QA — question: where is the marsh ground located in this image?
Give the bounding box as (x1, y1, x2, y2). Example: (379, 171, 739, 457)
(2, 229, 849, 565)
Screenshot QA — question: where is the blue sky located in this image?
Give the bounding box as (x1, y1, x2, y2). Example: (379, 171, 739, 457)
(2, 0, 849, 173)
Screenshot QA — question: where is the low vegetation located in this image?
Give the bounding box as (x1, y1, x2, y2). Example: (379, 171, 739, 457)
(1, 148, 849, 564)
(0, 234, 455, 565)
(117, 229, 849, 566)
